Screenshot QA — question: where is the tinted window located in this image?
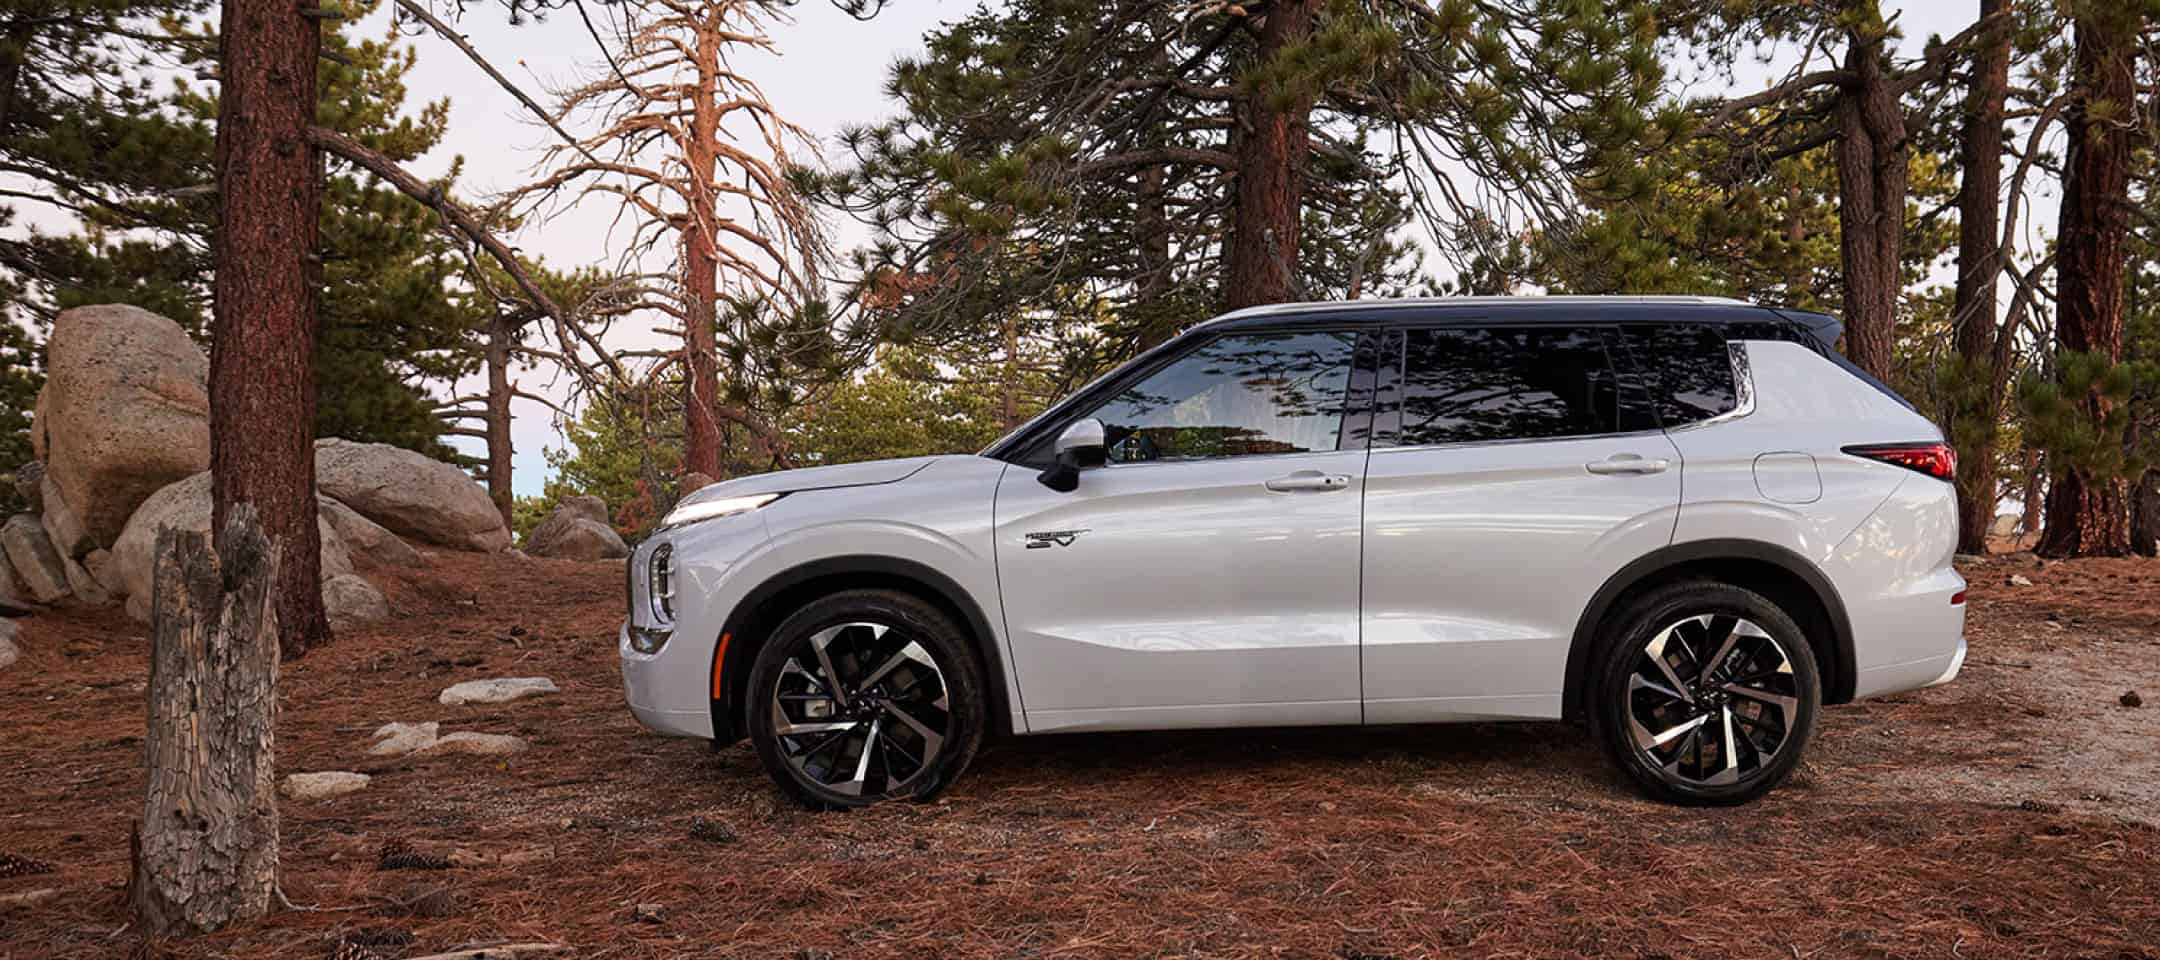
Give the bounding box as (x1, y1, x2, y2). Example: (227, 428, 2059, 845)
(1621, 325, 1737, 426)
(1389, 326, 1618, 446)
(1089, 331, 1359, 463)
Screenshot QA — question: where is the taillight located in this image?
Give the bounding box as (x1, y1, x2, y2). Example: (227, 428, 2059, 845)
(1844, 442, 1956, 481)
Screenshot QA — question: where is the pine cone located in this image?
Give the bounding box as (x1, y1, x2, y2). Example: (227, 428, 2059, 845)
(329, 939, 383, 960)
(375, 839, 451, 872)
(0, 852, 54, 878)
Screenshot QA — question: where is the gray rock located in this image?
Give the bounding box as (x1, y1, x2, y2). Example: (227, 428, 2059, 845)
(36, 304, 212, 548)
(81, 549, 125, 596)
(1990, 514, 2020, 537)
(525, 496, 627, 561)
(58, 551, 111, 607)
(439, 676, 558, 706)
(0, 553, 43, 615)
(368, 721, 441, 757)
(1, 514, 70, 604)
(110, 472, 353, 618)
(10, 460, 42, 513)
(0, 619, 19, 670)
(281, 771, 370, 802)
(314, 438, 511, 553)
(38, 474, 91, 559)
(2008, 574, 2034, 587)
(418, 731, 529, 757)
(320, 496, 421, 567)
(322, 573, 390, 630)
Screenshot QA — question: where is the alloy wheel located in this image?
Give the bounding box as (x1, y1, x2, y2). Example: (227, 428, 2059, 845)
(768, 620, 951, 798)
(1625, 614, 1800, 787)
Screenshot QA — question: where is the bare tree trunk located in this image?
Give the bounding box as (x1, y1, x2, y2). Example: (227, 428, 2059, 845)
(679, 10, 726, 479)
(133, 507, 280, 937)
(210, 0, 328, 659)
(999, 311, 1020, 431)
(2037, 6, 2138, 558)
(484, 314, 515, 529)
(2020, 447, 2044, 544)
(1832, 18, 1907, 383)
(1224, 0, 1315, 311)
(1135, 161, 1176, 348)
(1947, 0, 2009, 555)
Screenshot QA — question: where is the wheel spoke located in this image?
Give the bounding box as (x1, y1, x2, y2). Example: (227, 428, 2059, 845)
(857, 640, 935, 693)
(808, 629, 852, 708)
(1721, 682, 1797, 715)
(1626, 613, 1802, 790)
(775, 719, 857, 737)
(1644, 629, 1696, 704)
(882, 700, 946, 766)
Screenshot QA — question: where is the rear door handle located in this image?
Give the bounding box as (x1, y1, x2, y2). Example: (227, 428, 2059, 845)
(1586, 454, 1671, 476)
(1265, 470, 1352, 492)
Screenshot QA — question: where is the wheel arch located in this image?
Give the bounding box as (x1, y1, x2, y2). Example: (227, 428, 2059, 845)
(707, 555, 1014, 744)
(1563, 538, 1855, 721)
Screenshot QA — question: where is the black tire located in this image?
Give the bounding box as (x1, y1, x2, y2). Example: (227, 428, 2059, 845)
(746, 589, 986, 810)
(1588, 580, 1820, 806)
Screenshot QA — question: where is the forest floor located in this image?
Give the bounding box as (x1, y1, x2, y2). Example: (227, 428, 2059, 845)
(1, 549, 2156, 959)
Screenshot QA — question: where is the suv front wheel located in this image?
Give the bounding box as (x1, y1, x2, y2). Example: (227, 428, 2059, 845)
(1590, 581, 1821, 805)
(746, 589, 987, 809)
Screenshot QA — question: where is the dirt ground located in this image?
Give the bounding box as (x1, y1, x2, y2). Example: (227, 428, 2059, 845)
(1, 549, 2155, 959)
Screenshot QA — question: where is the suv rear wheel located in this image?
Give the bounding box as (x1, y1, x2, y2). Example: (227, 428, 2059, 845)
(1590, 581, 1820, 805)
(746, 589, 986, 809)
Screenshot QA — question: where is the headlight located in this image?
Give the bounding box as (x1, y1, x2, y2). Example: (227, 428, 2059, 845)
(660, 491, 782, 530)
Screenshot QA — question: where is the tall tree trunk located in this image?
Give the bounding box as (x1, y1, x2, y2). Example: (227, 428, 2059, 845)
(132, 509, 280, 937)
(1832, 19, 1907, 382)
(679, 11, 725, 479)
(1948, 0, 2010, 555)
(2133, 468, 2160, 557)
(483, 313, 515, 529)
(1224, 0, 1316, 311)
(209, 0, 328, 659)
(2020, 447, 2045, 545)
(1135, 161, 1177, 348)
(999, 311, 1020, 430)
(2037, 6, 2139, 558)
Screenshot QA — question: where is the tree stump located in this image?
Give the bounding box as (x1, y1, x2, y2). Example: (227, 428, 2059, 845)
(132, 505, 282, 936)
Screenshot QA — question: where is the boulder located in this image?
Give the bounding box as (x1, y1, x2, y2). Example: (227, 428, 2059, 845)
(0, 554, 42, 615)
(679, 472, 715, 495)
(314, 438, 510, 552)
(81, 549, 124, 596)
(282, 771, 370, 802)
(0, 619, 18, 670)
(1990, 514, 2020, 537)
(439, 677, 558, 706)
(111, 472, 353, 618)
(524, 496, 627, 560)
(320, 497, 421, 567)
(39, 475, 91, 559)
(35, 304, 212, 548)
(59, 552, 111, 607)
(368, 721, 440, 757)
(11, 461, 42, 514)
(419, 731, 528, 757)
(322, 573, 390, 630)
(0, 515, 70, 604)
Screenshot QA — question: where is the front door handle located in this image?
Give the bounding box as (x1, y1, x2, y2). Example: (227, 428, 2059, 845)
(1265, 470, 1352, 492)
(1586, 454, 1671, 476)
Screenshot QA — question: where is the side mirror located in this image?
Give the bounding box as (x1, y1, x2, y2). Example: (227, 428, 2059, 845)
(1037, 418, 1106, 492)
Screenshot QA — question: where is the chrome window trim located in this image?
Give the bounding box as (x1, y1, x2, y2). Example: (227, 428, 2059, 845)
(1366, 426, 1673, 457)
(1666, 341, 1756, 434)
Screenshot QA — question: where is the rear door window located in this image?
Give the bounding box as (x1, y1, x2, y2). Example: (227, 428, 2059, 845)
(1379, 326, 1620, 446)
(1620, 324, 1737, 427)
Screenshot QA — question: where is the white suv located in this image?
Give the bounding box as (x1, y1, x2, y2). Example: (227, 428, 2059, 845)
(620, 296, 1967, 807)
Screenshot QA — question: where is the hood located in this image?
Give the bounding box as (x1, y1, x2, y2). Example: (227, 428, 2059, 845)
(680, 455, 944, 503)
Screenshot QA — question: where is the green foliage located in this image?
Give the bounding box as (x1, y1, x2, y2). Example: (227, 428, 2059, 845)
(4, 0, 476, 463)
(785, 348, 1020, 466)
(0, 316, 41, 514)
(2017, 350, 2146, 481)
(542, 391, 682, 540)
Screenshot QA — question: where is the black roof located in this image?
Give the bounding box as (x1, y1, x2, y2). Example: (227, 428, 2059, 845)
(1199, 295, 1842, 345)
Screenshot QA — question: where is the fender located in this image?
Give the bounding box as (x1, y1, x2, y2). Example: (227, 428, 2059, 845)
(1562, 538, 1856, 721)
(707, 554, 1015, 743)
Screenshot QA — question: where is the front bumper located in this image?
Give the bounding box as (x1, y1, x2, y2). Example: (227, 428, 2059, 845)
(620, 621, 714, 738)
